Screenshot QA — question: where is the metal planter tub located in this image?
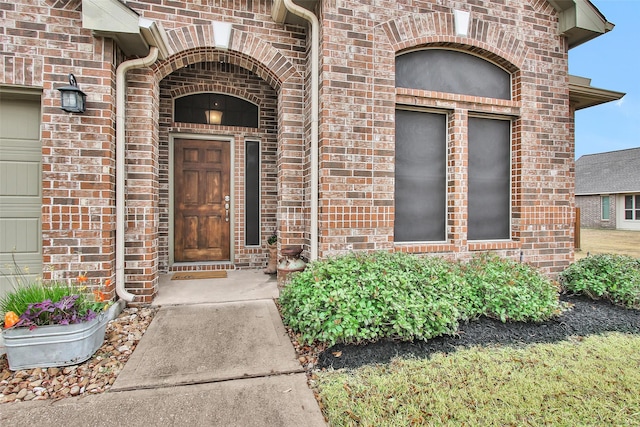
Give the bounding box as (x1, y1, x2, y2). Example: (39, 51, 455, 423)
(2, 310, 110, 371)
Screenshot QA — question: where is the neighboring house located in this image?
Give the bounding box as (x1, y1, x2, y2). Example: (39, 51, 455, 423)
(576, 148, 640, 231)
(0, 0, 625, 303)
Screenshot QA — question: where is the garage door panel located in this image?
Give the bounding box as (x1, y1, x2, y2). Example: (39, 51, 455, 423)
(0, 218, 41, 253)
(0, 161, 41, 196)
(0, 259, 40, 299)
(0, 138, 41, 159)
(0, 198, 42, 213)
(0, 98, 41, 139)
(0, 91, 42, 298)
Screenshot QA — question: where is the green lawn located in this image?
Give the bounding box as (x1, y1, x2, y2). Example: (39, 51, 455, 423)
(315, 333, 640, 426)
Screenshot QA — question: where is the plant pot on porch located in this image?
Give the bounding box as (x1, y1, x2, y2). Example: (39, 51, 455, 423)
(2, 303, 117, 371)
(264, 243, 278, 274)
(277, 245, 307, 288)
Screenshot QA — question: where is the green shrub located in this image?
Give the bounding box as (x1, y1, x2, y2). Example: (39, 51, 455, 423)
(280, 252, 565, 346)
(459, 253, 565, 322)
(279, 252, 465, 346)
(560, 254, 640, 309)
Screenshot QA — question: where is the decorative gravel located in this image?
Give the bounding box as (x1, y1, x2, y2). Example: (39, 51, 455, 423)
(316, 295, 640, 370)
(0, 306, 157, 404)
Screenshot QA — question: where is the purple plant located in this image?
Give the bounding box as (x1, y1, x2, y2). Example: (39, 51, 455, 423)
(17, 295, 98, 330)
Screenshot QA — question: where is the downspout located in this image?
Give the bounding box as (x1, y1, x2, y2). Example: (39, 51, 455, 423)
(282, 0, 319, 261)
(115, 46, 159, 302)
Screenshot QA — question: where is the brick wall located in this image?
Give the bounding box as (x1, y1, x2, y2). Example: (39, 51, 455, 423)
(2, 0, 119, 298)
(3, 0, 584, 303)
(3, 0, 308, 302)
(577, 195, 616, 229)
(316, 0, 576, 275)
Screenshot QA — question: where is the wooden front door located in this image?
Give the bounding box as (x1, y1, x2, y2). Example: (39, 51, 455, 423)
(174, 139, 231, 262)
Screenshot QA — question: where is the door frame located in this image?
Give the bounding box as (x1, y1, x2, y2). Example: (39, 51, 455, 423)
(169, 133, 235, 266)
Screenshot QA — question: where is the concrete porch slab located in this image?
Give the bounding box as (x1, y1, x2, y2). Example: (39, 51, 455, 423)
(153, 270, 278, 306)
(111, 300, 302, 391)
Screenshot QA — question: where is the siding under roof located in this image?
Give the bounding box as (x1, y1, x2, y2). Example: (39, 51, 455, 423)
(576, 148, 640, 195)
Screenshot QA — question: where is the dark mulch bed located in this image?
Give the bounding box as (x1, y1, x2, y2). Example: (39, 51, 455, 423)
(317, 295, 640, 370)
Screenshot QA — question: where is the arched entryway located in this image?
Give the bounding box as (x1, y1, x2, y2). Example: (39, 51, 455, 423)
(158, 59, 279, 269)
(117, 26, 307, 299)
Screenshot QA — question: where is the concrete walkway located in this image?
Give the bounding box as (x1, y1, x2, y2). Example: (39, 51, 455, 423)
(0, 271, 327, 426)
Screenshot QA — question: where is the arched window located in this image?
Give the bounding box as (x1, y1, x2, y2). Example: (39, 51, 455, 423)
(395, 49, 513, 243)
(174, 93, 259, 128)
(396, 49, 511, 100)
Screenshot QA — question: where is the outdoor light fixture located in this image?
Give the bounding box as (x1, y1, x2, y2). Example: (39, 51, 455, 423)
(205, 109, 223, 125)
(205, 95, 222, 125)
(57, 73, 87, 113)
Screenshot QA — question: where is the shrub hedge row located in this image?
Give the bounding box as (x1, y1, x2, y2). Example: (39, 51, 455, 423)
(560, 254, 640, 309)
(279, 252, 566, 346)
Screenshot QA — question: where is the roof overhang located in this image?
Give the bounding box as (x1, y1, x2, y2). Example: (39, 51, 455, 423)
(548, 0, 614, 48)
(82, 0, 170, 59)
(272, 0, 318, 25)
(569, 75, 625, 110)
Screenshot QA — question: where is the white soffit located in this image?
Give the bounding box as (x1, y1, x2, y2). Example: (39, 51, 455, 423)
(548, 0, 614, 48)
(569, 75, 626, 110)
(82, 0, 139, 34)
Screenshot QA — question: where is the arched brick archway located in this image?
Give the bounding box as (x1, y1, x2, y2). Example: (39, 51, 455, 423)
(121, 27, 307, 300)
(156, 25, 302, 90)
(170, 84, 263, 109)
(379, 12, 528, 71)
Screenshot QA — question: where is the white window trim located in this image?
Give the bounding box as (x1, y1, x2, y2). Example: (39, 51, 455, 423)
(623, 194, 640, 221)
(601, 195, 610, 221)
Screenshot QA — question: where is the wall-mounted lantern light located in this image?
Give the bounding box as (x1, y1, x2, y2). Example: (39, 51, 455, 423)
(57, 74, 87, 113)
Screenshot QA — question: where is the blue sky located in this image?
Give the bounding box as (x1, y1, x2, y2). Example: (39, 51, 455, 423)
(569, 0, 640, 159)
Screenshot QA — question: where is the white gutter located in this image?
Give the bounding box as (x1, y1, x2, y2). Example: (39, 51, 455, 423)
(115, 46, 159, 302)
(282, 0, 319, 261)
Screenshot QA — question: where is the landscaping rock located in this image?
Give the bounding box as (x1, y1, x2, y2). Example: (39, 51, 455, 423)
(0, 306, 157, 403)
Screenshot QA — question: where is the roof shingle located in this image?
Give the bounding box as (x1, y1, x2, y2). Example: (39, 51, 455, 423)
(576, 147, 640, 195)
